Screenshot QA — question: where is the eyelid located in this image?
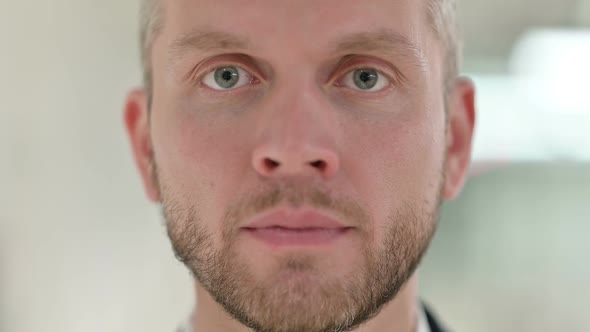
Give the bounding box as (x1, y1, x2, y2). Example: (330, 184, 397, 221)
(191, 56, 264, 87)
(329, 57, 403, 88)
(339, 69, 391, 93)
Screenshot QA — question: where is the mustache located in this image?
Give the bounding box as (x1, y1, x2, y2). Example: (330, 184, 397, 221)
(222, 181, 370, 231)
(151, 157, 371, 236)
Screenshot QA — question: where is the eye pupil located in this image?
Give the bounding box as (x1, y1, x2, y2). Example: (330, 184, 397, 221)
(222, 71, 233, 81)
(359, 72, 371, 82)
(353, 69, 378, 90)
(214, 66, 240, 88)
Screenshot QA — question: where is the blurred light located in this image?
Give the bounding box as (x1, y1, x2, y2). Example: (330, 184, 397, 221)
(471, 29, 590, 163)
(511, 29, 590, 115)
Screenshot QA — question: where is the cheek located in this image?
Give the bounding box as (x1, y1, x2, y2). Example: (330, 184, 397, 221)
(345, 105, 445, 229)
(152, 105, 252, 234)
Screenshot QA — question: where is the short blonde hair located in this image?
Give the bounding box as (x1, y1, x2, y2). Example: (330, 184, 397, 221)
(427, 0, 461, 90)
(139, 0, 162, 98)
(139, 0, 460, 95)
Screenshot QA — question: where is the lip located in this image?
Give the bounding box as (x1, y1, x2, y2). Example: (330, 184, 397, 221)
(240, 208, 353, 247)
(241, 208, 349, 230)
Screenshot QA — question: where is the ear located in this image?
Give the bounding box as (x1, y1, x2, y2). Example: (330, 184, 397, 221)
(123, 88, 161, 203)
(442, 77, 476, 201)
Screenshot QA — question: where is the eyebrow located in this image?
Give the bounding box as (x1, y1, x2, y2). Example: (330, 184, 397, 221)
(166, 28, 426, 70)
(331, 29, 427, 69)
(167, 29, 252, 68)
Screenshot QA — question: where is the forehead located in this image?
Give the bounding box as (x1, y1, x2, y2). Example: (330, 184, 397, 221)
(159, 0, 432, 56)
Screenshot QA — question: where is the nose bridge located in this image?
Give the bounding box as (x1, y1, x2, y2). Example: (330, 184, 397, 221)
(251, 75, 340, 179)
(272, 79, 325, 146)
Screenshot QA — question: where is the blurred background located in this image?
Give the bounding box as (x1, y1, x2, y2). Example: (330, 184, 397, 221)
(1, 0, 589, 331)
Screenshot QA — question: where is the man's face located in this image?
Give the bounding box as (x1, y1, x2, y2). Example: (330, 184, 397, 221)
(125, 0, 474, 331)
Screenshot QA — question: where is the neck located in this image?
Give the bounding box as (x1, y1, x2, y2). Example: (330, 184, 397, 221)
(190, 274, 420, 332)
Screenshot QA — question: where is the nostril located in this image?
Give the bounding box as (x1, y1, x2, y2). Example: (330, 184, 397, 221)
(263, 158, 280, 170)
(309, 160, 326, 170)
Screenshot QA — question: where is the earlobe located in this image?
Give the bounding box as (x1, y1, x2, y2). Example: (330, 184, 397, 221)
(123, 88, 161, 203)
(442, 77, 476, 201)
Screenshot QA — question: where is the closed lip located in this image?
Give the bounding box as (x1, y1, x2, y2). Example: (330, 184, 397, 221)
(241, 208, 350, 230)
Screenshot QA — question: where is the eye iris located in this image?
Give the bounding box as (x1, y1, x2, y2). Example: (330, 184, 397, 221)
(214, 66, 239, 88)
(353, 69, 378, 90)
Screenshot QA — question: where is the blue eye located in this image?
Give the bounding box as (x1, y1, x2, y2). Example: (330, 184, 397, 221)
(342, 68, 390, 91)
(202, 66, 253, 90)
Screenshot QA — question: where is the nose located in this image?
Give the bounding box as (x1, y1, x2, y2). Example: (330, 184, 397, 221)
(251, 85, 341, 180)
(252, 143, 340, 179)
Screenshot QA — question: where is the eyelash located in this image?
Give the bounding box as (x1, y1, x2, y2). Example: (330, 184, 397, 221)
(195, 62, 397, 94)
(333, 66, 396, 92)
(194, 62, 260, 90)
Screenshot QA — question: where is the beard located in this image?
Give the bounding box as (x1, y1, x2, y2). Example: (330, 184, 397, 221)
(157, 169, 441, 332)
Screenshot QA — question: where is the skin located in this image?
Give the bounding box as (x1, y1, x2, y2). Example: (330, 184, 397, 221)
(124, 0, 476, 331)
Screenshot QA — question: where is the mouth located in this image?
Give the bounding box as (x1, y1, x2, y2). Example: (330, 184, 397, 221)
(240, 208, 354, 248)
(242, 226, 353, 247)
